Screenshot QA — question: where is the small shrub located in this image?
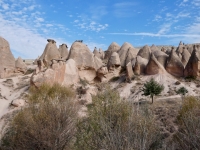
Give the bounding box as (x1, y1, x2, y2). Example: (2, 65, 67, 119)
(174, 96, 200, 149)
(109, 76, 120, 82)
(0, 83, 78, 150)
(75, 88, 161, 150)
(79, 78, 89, 87)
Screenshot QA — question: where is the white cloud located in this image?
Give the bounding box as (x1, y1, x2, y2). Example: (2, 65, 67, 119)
(2, 3, 9, 10)
(113, 2, 137, 17)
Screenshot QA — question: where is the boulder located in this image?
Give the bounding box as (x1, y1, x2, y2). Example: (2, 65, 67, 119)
(137, 45, 151, 60)
(11, 99, 25, 107)
(39, 39, 60, 67)
(166, 48, 184, 77)
(105, 42, 120, 59)
(58, 44, 68, 60)
(184, 45, 200, 77)
(146, 54, 166, 75)
(15, 57, 27, 73)
(0, 36, 15, 78)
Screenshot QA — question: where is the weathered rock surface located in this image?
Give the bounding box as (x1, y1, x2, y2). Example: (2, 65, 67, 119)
(68, 41, 103, 82)
(11, 99, 25, 107)
(166, 49, 184, 77)
(176, 46, 191, 67)
(15, 57, 27, 73)
(58, 44, 68, 60)
(118, 42, 138, 67)
(126, 62, 134, 81)
(133, 56, 148, 75)
(184, 46, 200, 77)
(105, 42, 120, 59)
(0, 36, 15, 78)
(146, 54, 166, 75)
(150, 44, 159, 53)
(31, 59, 79, 88)
(137, 45, 151, 60)
(152, 50, 168, 67)
(107, 52, 121, 70)
(39, 39, 60, 67)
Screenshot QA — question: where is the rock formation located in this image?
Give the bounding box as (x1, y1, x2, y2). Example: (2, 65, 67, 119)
(152, 50, 168, 67)
(105, 42, 120, 59)
(31, 59, 79, 88)
(107, 52, 121, 70)
(0, 36, 15, 78)
(150, 44, 159, 53)
(39, 39, 60, 67)
(58, 44, 68, 60)
(184, 45, 200, 77)
(166, 48, 184, 77)
(126, 62, 134, 81)
(93, 47, 104, 60)
(15, 57, 27, 73)
(133, 56, 149, 75)
(68, 41, 103, 82)
(137, 45, 151, 60)
(176, 46, 191, 67)
(118, 42, 138, 67)
(146, 54, 166, 75)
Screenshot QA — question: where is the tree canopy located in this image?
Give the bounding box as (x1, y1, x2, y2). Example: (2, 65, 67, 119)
(142, 78, 164, 103)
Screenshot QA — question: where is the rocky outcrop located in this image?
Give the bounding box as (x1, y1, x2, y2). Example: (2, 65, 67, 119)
(68, 41, 103, 82)
(107, 52, 121, 70)
(146, 54, 166, 75)
(133, 56, 148, 75)
(93, 47, 104, 60)
(166, 49, 184, 77)
(31, 59, 79, 88)
(126, 62, 134, 81)
(137, 45, 151, 60)
(105, 42, 120, 59)
(0, 36, 15, 78)
(118, 42, 138, 67)
(150, 44, 159, 53)
(58, 44, 68, 60)
(176, 46, 191, 67)
(152, 50, 168, 67)
(15, 57, 27, 73)
(184, 46, 200, 77)
(39, 39, 60, 67)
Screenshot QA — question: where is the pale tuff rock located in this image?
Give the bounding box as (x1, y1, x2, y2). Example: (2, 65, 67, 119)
(126, 62, 134, 81)
(15, 57, 27, 73)
(118, 42, 138, 67)
(133, 56, 149, 75)
(146, 54, 166, 75)
(39, 39, 61, 67)
(166, 48, 184, 77)
(184, 45, 200, 77)
(150, 44, 159, 53)
(107, 52, 121, 70)
(176, 45, 191, 67)
(105, 42, 121, 59)
(11, 99, 25, 107)
(31, 59, 79, 88)
(93, 47, 105, 60)
(152, 50, 169, 67)
(137, 45, 151, 60)
(0, 36, 16, 78)
(58, 44, 69, 60)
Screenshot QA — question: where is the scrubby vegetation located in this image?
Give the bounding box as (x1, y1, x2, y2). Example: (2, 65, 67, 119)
(0, 84, 78, 150)
(1, 83, 200, 150)
(75, 87, 161, 150)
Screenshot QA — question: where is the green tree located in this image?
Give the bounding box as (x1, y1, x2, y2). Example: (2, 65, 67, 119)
(176, 86, 188, 101)
(142, 78, 164, 103)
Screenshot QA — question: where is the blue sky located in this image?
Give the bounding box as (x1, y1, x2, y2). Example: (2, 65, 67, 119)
(0, 0, 200, 58)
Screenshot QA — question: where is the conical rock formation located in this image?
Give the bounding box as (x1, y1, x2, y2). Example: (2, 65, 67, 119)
(15, 57, 27, 73)
(58, 44, 68, 60)
(0, 36, 15, 78)
(105, 42, 120, 59)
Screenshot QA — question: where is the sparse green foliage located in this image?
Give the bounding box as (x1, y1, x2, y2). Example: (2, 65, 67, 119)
(176, 87, 188, 101)
(75, 88, 161, 150)
(0, 83, 78, 150)
(142, 78, 164, 103)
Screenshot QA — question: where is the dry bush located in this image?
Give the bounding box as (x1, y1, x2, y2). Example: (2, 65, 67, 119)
(0, 83, 78, 150)
(174, 96, 200, 149)
(75, 88, 161, 150)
